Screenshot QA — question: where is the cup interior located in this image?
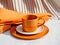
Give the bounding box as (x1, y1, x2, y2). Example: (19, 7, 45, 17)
(22, 15, 37, 20)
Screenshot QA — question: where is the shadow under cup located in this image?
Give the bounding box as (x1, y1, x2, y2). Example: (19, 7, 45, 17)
(22, 15, 44, 32)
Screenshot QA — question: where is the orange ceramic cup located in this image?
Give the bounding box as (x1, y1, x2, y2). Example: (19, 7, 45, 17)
(22, 15, 45, 32)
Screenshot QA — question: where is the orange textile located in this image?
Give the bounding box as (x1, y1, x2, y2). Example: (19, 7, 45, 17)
(0, 8, 51, 24)
(0, 24, 11, 33)
(0, 8, 24, 23)
(0, 8, 51, 33)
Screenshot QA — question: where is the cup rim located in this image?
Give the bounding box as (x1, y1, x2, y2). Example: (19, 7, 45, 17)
(22, 15, 38, 21)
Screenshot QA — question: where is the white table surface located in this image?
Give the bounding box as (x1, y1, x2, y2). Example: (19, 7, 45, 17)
(0, 19, 60, 45)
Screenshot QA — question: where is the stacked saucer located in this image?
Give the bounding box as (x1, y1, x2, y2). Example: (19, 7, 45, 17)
(10, 25, 49, 40)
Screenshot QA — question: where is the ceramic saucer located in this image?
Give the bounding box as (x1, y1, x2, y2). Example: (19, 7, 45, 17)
(16, 25, 43, 35)
(10, 25, 49, 40)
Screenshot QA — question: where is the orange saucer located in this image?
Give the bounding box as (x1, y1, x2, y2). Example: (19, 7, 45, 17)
(10, 25, 49, 40)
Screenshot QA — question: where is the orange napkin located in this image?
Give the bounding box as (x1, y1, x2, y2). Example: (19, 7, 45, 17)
(0, 8, 51, 24)
(24, 13, 51, 22)
(0, 24, 11, 33)
(0, 8, 51, 33)
(0, 8, 24, 24)
(0, 8, 24, 33)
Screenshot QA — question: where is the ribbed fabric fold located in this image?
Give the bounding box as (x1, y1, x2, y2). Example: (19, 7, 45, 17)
(0, 0, 60, 19)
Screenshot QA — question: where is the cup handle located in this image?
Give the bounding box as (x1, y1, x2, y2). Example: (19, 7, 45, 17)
(38, 18, 45, 27)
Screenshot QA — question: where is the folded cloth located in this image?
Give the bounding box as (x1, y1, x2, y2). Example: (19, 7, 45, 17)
(35, 13, 51, 22)
(24, 13, 51, 22)
(0, 8, 23, 33)
(0, 8, 51, 33)
(0, 8, 51, 24)
(0, 8, 24, 24)
(0, 24, 11, 33)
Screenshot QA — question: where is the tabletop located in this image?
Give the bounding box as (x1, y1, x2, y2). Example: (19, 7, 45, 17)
(0, 19, 60, 45)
